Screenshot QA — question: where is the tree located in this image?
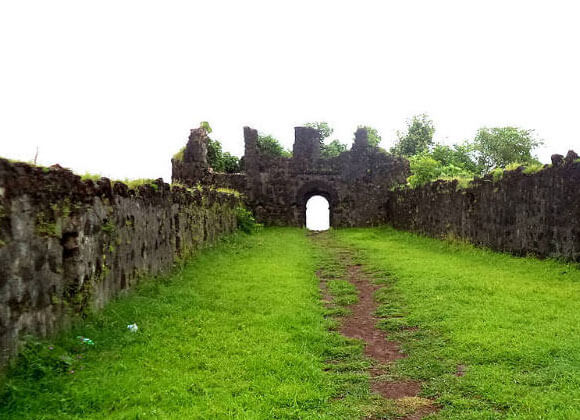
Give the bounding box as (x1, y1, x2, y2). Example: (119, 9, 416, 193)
(407, 155, 442, 188)
(472, 127, 543, 172)
(304, 121, 349, 158)
(223, 152, 241, 173)
(391, 114, 435, 157)
(407, 152, 475, 188)
(321, 139, 347, 158)
(305, 121, 333, 144)
(430, 143, 481, 174)
(257, 134, 291, 157)
(207, 138, 224, 172)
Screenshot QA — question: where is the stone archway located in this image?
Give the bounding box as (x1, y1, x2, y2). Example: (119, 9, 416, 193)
(295, 181, 340, 227)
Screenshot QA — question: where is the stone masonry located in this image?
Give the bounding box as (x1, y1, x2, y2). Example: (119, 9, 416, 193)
(172, 126, 410, 227)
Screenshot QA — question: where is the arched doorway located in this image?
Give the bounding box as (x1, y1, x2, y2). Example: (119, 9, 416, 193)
(306, 195, 330, 231)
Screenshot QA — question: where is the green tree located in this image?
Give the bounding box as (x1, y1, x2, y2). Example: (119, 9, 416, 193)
(391, 114, 435, 157)
(305, 121, 333, 144)
(207, 138, 224, 172)
(472, 127, 543, 172)
(407, 152, 474, 188)
(430, 143, 480, 174)
(223, 152, 241, 173)
(257, 134, 291, 157)
(305, 121, 349, 158)
(321, 139, 347, 158)
(407, 155, 441, 187)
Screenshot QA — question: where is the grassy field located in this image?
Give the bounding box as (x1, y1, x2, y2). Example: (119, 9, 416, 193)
(2, 227, 580, 419)
(336, 228, 580, 419)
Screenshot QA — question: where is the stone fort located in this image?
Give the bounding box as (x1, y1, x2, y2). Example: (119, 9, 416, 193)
(171, 126, 410, 227)
(1, 124, 579, 365)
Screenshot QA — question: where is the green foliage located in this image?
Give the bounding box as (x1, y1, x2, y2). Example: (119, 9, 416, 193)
(206, 138, 224, 171)
(199, 121, 212, 134)
(122, 178, 158, 190)
(321, 139, 347, 158)
(173, 122, 240, 173)
(206, 139, 241, 173)
(35, 211, 59, 238)
(80, 173, 102, 182)
(222, 152, 241, 173)
(304, 122, 350, 158)
(236, 207, 262, 234)
(6, 337, 88, 381)
(406, 155, 441, 188)
(215, 187, 240, 197)
(407, 153, 474, 188)
(430, 143, 480, 174)
(305, 121, 333, 143)
(172, 147, 185, 162)
(490, 167, 504, 182)
(100, 221, 116, 234)
(257, 134, 291, 158)
(391, 114, 435, 157)
(473, 126, 543, 172)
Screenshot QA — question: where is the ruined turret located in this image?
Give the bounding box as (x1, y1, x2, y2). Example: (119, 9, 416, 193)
(351, 127, 369, 154)
(171, 127, 210, 184)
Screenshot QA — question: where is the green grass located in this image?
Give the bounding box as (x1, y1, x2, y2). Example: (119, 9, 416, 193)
(3, 227, 580, 419)
(0, 229, 385, 419)
(335, 227, 580, 419)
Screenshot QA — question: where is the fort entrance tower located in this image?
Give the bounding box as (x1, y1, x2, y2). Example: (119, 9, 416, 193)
(172, 126, 410, 227)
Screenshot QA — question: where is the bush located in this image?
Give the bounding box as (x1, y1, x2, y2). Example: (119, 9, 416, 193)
(257, 134, 291, 157)
(236, 207, 262, 234)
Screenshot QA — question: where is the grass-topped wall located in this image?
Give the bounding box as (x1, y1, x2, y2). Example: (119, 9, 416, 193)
(0, 158, 240, 367)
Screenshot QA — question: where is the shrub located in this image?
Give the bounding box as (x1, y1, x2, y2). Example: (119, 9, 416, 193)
(236, 207, 262, 234)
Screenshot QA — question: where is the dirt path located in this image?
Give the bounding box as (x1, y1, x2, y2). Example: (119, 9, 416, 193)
(315, 234, 438, 419)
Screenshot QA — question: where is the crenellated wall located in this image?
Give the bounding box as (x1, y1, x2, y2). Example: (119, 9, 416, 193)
(386, 151, 580, 260)
(172, 126, 410, 227)
(0, 158, 240, 365)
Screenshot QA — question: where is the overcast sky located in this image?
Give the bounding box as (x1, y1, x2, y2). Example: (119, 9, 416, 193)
(1, 1, 579, 182)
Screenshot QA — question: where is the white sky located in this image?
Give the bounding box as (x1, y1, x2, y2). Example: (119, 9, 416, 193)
(1, 1, 579, 182)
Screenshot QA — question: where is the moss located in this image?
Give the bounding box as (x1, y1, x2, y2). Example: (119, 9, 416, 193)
(172, 147, 185, 162)
(101, 221, 116, 234)
(215, 187, 241, 197)
(35, 211, 60, 238)
(122, 178, 158, 190)
(81, 173, 102, 182)
(490, 168, 504, 182)
(522, 163, 545, 175)
(0, 239, 6, 248)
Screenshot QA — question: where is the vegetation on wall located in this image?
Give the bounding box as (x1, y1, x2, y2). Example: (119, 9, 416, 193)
(172, 122, 241, 173)
(305, 121, 349, 158)
(256, 134, 291, 158)
(393, 114, 544, 188)
(472, 126, 543, 173)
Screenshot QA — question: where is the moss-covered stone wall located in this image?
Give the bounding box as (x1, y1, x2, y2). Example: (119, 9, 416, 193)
(0, 158, 240, 366)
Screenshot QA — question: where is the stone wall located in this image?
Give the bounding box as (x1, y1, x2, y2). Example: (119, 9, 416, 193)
(0, 158, 240, 365)
(386, 151, 580, 260)
(172, 126, 410, 227)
